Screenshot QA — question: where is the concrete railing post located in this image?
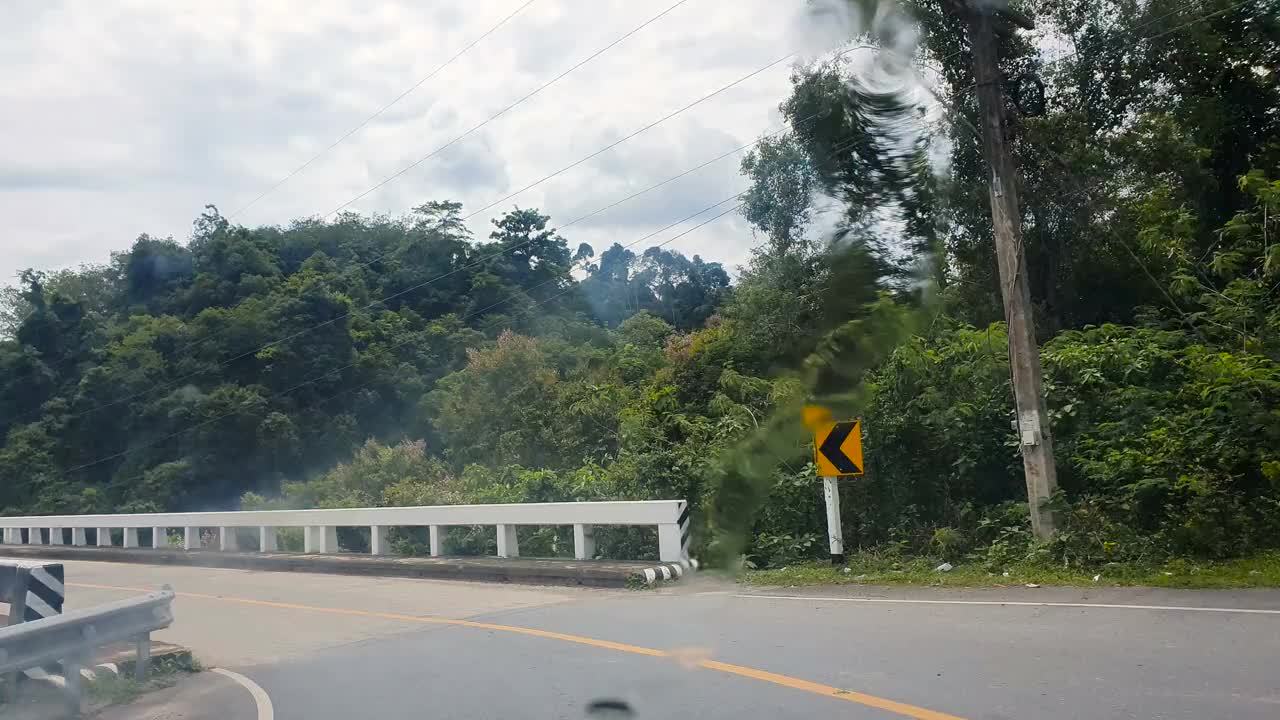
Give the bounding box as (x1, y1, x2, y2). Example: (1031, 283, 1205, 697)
(259, 527, 277, 552)
(28, 528, 43, 545)
(3, 528, 17, 544)
(573, 524, 596, 560)
(371, 526, 389, 555)
(151, 527, 165, 549)
(496, 524, 519, 558)
(123, 528, 139, 548)
(183, 526, 199, 550)
(72, 528, 87, 546)
(320, 526, 338, 553)
(219, 527, 238, 552)
(429, 525, 442, 556)
(96, 528, 113, 547)
(49, 528, 64, 545)
(305, 526, 338, 553)
(657, 523, 682, 563)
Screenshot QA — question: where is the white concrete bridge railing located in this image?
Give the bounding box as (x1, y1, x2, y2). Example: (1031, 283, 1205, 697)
(0, 500, 692, 562)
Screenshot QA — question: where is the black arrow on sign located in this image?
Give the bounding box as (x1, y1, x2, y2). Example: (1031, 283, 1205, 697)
(818, 421, 859, 474)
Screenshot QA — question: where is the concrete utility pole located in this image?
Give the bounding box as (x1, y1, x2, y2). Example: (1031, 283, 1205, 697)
(966, 4, 1058, 538)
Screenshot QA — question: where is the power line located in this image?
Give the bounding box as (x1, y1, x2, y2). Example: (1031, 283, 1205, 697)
(320, 0, 692, 219)
(227, 0, 539, 221)
(462, 42, 885, 228)
(460, 52, 796, 221)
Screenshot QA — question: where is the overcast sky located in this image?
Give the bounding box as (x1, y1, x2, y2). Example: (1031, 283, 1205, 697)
(0, 0, 863, 285)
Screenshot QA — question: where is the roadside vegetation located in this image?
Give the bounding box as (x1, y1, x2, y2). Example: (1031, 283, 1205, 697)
(745, 550, 1280, 590)
(86, 653, 202, 708)
(1, 0, 1276, 585)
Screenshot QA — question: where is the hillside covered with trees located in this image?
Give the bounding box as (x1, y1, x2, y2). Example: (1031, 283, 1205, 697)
(2, 0, 1277, 571)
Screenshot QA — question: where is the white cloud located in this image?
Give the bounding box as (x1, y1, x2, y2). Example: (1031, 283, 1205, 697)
(0, 0, 832, 284)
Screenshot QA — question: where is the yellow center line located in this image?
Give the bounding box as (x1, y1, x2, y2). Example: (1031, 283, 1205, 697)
(70, 580, 965, 720)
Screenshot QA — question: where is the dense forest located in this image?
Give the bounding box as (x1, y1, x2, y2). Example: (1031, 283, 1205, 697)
(2, 0, 1277, 568)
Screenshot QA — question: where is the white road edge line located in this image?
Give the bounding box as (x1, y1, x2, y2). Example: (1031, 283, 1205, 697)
(212, 667, 274, 720)
(735, 594, 1280, 615)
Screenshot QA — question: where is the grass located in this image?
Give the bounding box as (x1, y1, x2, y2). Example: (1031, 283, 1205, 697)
(743, 550, 1280, 589)
(87, 653, 202, 707)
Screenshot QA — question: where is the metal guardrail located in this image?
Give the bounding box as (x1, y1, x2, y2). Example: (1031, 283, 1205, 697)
(0, 500, 694, 562)
(0, 589, 174, 716)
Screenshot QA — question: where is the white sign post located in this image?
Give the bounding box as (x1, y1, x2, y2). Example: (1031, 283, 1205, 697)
(822, 476, 844, 565)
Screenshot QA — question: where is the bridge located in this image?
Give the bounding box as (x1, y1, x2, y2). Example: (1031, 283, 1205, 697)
(0, 500, 692, 561)
(1, 504, 1277, 720)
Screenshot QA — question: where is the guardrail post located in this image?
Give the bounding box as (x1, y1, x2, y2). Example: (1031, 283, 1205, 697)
(183, 526, 199, 550)
(496, 524, 519, 558)
(123, 528, 139, 548)
(135, 633, 151, 681)
(63, 652, 86, 717)
(657, 523, 682, 562)
(219, 527, 238, 551)
(2, 528, 16, 544)
(49, 528, 64, 545)
(96, 528, 113, 547)
(28, 527, 43, 545)
(151, 527, 165, 549)
(371, 526, 388, 555)
(573, 524, 596, 560)
(429, 525, 442, 556)
(259, 527, 277, 552)
(72, 528, 87, 546)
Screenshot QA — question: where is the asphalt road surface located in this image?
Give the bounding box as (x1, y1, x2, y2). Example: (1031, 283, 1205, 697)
(58, 560, 1280, 719)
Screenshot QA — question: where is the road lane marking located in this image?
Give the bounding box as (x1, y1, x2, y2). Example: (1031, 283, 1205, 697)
(736, 594, 1280, 615)
(702, 660, 961, 720)
(71, 581, 962, 720)
(212, 668, 274, 720)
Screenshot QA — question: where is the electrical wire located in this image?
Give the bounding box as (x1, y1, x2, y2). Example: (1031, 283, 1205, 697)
(460, 52, 796, 222)
(319, 0, 692, 219)
(227, 0, 540, 220)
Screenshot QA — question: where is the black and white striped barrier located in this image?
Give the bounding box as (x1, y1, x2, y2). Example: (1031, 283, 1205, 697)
(634, 558, 700, 585)
(0, 559, 66, 681)
(679, 503, 692, 560)
(0, 558, 65, 624)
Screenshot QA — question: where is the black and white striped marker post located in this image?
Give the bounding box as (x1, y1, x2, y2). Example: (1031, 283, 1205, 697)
(0, 559, 66, 687)
(0, 559, 66, 624)
(678, 502, 692, 560)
